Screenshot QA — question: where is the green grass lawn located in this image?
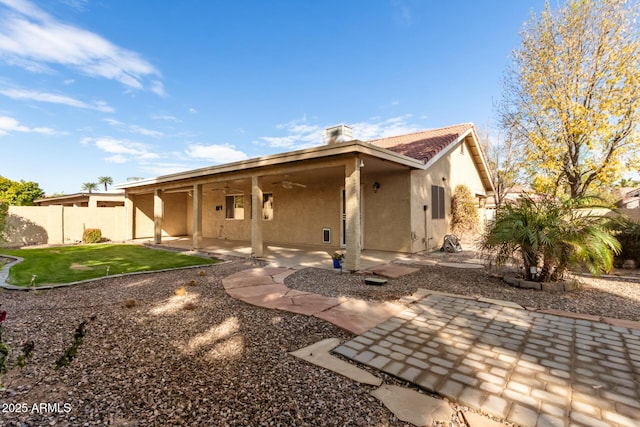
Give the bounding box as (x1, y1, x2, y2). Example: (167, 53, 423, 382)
(0, 244, 219, 286)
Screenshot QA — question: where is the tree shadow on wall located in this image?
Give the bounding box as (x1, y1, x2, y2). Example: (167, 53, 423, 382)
(3, 214, 48, 246)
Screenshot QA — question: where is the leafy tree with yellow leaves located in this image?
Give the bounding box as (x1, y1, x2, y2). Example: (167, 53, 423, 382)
(500, 0, 640, 197)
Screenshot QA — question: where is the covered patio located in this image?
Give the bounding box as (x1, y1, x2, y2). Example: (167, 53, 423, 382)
(119, 140, 425, 272)
(140, 237, 408, 270)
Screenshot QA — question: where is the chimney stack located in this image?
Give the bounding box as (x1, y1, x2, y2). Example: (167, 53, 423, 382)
(324, 124, 353, 145)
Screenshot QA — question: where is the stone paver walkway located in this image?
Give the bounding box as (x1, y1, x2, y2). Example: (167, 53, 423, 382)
(334, 291, 640, 427)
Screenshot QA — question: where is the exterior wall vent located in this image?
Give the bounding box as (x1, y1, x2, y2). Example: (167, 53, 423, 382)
(324, 124, 353, 145)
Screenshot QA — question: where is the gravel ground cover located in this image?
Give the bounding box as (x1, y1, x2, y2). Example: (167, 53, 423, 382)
(286, 252, 640, 322)
(1, 251, 638, 426)
(0, 259, 448, 427)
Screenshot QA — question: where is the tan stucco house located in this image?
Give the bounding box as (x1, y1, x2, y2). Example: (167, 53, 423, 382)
(116, 123, 494, 270)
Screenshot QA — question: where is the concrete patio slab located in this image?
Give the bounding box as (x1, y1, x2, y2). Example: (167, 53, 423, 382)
(370, 384, 453, 426)
(367, 264, 419, 279)
(289, 338, 382, 386)
(151, 237, 408, 270)
(314, 299, 405, 335)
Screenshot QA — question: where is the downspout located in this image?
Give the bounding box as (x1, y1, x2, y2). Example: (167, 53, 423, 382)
(423, 204, 429, 251)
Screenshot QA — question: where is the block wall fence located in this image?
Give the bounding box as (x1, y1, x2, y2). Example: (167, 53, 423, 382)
(3, 205, 127, 246)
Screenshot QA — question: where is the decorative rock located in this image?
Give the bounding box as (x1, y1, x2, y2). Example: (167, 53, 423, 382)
(503, 276, 578, 292)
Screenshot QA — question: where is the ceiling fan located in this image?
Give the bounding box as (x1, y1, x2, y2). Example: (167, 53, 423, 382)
(271, 175, 307, 189)
(211, 183, 243, 194)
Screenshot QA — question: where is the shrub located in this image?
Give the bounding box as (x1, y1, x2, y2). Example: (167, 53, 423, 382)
(82, 228, 102, 244)
(608, 216, 640, 267)
(451, 185, 479, 234)
(0, 201, 8, 242)
(482, 195, 620, 282)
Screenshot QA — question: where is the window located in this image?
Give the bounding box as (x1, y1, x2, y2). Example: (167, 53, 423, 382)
(431, 185, 445, 219)
(262, 193, 273, 220)
(225, 195, 244, 219)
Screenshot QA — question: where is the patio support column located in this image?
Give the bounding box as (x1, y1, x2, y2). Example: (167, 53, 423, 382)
(344, 156, 362, 271)
(153, 189, 164, 244)
(192, 183, 203, 249)
(251, 175, 264, 257)
(125, 193, 135, 240)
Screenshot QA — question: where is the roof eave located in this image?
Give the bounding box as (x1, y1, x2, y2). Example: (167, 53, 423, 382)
(115, 141, 424, 190)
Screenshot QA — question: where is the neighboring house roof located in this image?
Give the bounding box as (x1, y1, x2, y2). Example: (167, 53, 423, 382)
(35, 192, 125, 206)
(616, 187, 640, 208)
(367, 123, 474, 163)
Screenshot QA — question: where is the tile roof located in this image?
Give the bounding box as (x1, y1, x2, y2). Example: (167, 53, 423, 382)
(367, 123, 474, 163)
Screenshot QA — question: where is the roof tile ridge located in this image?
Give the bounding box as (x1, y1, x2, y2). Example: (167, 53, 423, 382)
(366, 122, 474, 143)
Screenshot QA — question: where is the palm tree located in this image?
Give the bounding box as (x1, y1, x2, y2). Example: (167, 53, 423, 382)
(97, 176, 113, 192)
(81, 182, 98, 194)
(482, 195, 620, 282)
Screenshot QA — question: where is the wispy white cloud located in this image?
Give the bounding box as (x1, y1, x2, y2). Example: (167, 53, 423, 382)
(185, 143, 248, 164)
(188, 107, 198, 114)
(0, 87, 114, 112)
(0, 115, 61, 135)
(103, 118, 164, 138)
(257, 116, 323, 149)
(105, 154, 128, 164)
(150, 80, 167, 97)
(142, 163, 193, 176)
(82, 136, 159, 162)
(255, 114, 423, 150)
(58, 0, 88, 11)
(391, 0, 413, 26)
(0, 0, 161, 91)
(152, 114, 181, 123)
(350, 114, 421, 140)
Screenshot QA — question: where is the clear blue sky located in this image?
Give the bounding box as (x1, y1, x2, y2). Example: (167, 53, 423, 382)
(0, 0, 546, 195)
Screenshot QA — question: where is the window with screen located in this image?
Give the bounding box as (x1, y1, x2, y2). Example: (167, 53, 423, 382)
(431, 185, 445, 219)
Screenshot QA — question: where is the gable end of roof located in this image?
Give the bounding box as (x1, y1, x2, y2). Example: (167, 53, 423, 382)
(367, 123, 474, 163)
